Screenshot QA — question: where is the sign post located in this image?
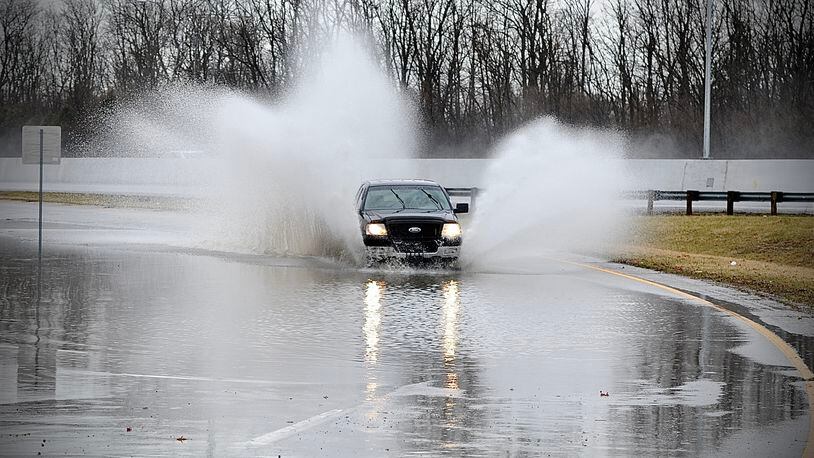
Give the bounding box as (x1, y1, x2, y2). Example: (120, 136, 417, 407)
(22, 126, 61, 296)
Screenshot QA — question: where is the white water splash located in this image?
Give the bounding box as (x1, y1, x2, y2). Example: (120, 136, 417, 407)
(199, 37, 418, 260)
(98, 35, 419, 261)
(463, 117, 629, 268)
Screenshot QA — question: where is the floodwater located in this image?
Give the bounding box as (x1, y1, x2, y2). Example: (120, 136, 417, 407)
(0, 201, 810, 456)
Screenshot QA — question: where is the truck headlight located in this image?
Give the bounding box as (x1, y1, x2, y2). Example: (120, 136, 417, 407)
(365, 223, 388, 236)
(442, 223, 461, 239)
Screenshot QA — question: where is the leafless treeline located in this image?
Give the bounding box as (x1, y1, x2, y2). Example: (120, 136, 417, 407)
(1, 0, 812, 157)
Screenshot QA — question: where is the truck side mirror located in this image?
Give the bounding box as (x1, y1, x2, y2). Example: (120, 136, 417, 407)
(454, 203, 469, 214)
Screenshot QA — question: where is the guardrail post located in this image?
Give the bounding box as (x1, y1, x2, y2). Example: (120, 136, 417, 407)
(770, 191, 781, 215)
(686, 190, 698, 215)
(625, 190, 809, 215)
(726, 191, 739, 215)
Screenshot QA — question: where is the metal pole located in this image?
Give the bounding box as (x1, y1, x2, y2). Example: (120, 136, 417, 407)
(703, 0, 713, 159)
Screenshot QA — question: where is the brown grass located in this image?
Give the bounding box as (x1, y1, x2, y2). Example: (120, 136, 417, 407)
(0, 191, 194, 210)
(614, 215, 814, 307)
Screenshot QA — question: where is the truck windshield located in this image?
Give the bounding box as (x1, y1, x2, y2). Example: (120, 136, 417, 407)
(364, 186, 451, 211)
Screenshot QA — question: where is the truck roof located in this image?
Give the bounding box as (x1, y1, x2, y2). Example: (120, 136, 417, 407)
(363, 179, 441, 187)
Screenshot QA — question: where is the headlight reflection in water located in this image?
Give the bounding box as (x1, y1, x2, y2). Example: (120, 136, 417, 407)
(363, 280, 384, 364)
(441, 279, 461, 429)
(363, 280, 384, 403)
(361, 278, 463, 418)
(442, 280, 460, 371)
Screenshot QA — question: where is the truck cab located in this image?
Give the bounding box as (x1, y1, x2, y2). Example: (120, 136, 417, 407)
(356, 180, 469, 263)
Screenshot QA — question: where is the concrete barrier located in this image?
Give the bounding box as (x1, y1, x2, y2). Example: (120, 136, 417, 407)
(625, 159, 814, 192)
(1, 157, 812, 195)
(0, 157, 211, 196)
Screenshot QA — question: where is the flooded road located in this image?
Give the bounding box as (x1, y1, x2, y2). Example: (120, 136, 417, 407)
(0, 201, 810, 456)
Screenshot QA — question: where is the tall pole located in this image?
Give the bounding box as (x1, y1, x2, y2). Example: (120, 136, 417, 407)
(703, 0, 713, 159)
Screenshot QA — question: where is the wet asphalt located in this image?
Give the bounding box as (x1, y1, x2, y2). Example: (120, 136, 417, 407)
(0, 201, 811, 456)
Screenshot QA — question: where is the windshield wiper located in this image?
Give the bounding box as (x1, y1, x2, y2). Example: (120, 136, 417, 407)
(390, 189, 406, 210)
(421, 189, 443, 209)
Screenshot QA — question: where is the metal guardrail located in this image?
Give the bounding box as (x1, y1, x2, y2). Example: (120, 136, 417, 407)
(449, 187, 811, 215)
(631, 190, 814, 215)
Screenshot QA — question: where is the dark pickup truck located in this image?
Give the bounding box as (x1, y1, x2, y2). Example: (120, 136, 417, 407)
(355, 180, 469, 263)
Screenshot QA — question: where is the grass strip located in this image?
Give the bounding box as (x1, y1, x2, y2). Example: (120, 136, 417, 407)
(615, 215, 814, 308)
(0, 191, 194, 210)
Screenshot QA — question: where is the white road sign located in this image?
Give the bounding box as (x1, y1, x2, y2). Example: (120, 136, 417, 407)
(22, 126, 61, 165)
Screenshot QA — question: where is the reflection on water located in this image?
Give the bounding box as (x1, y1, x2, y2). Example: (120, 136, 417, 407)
(442, 280, 459, 365)
(363, 279, 384, 403)
(440, 280, 461, 439)
(0, 238, 810, 456)
(358, 276, 473, 452)
(363, 280, 383, 364)
(349, 273, 809, 456)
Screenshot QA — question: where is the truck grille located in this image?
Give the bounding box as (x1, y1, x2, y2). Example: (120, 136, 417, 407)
(392, 240, 440, 254)
(386, 222, 442, 240)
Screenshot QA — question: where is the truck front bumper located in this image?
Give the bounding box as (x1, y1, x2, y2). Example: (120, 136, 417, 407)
(365, 245, 460, 261)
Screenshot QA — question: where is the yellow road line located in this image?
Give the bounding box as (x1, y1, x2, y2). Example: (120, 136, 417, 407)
(569, 261, 814, 458)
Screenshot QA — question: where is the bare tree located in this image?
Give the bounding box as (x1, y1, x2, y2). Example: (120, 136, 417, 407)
(0, 0, 811, 158)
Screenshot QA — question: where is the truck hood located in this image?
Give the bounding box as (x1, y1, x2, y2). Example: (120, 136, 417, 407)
(361, 209, 457, 223)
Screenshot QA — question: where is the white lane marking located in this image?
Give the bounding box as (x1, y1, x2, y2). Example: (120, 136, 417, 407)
(247, 409, 344, 446)
(244, 381, 463, 448)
